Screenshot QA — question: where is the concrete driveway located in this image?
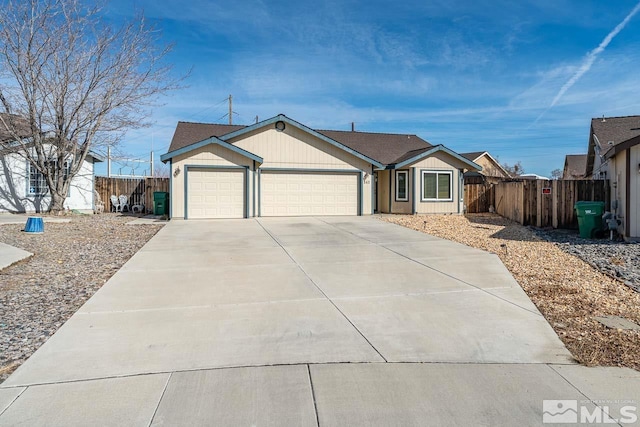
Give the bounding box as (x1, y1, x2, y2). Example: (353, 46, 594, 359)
(1, 217, 638, 426)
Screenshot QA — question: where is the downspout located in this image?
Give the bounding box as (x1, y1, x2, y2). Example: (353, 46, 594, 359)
(388, 170, 392, 214)
(411, 167, 416, 214)
(168, 159, 173, 219)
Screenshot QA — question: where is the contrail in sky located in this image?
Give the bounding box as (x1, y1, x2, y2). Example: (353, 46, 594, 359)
(534, 1, 640, 123)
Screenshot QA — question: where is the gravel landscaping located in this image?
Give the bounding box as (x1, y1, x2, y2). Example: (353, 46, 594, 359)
(0, 213, 163, 383)
(534, 228, 640, 292)
(383, 213, 640, 371)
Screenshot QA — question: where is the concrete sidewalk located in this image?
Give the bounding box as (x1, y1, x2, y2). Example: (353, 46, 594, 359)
(0, 242, 32, 271)
(0, 216, 638, 426)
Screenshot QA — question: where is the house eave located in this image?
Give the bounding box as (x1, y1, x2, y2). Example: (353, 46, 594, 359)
(218, 114, 385, 169)
(160, 136, 263, 164)
(391, 145, 483, 171)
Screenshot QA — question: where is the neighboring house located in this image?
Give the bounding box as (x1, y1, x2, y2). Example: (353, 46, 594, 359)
(460, 151, 511, 183)
(0, 120, 103, 213)
(160, 114, 481, 219)
(562, 154, 587, 179)
(585, 115, 640, 240)
(519, 174, 550, 180)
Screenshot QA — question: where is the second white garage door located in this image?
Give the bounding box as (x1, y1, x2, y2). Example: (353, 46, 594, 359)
(187, 169, 245, 219)
(261, 172, 359, 216)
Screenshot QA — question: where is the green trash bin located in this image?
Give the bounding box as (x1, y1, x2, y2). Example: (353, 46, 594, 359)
(574, 201, 605, 238)
(153, 192, 169, 216)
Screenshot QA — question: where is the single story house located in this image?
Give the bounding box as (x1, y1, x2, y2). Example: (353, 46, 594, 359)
(0, 117, 103, 213)
(585, 115, 640, 240)
(160, 114, 481, 219)
(562, 154, 587, 179)
(460, 151, 511, 184)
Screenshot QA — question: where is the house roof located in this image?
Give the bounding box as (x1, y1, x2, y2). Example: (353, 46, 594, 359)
(591, 115, 640, 158)
(169, 122, 246, 153)
(0, 113, 31, 143)
(460, 151, 510, 178)
(317, 129, 433, 165)
(164, 115, 479, 170)
(563, 154, 587, 177)
(460, 151, 485, 162)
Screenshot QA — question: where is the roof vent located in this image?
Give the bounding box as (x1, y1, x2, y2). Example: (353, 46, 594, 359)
(602, 115, 606, 122)
(607, 141, 614, 145)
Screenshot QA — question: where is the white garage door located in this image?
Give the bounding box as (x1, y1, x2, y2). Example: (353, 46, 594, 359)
(187, 169, 245, 219)
(261, 172, 358, 216)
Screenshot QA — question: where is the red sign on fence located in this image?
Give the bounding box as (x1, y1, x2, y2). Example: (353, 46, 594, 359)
(542, 187, 551, 195)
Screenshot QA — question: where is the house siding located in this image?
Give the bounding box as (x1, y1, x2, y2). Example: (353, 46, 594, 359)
(170, 144, 255, 219)
(407, 153, 464, 214)
(170, 126, 375, 218)
(0, 151, 95, 213)
(231, 126, 373, 216)
(630, 145, 639, 238)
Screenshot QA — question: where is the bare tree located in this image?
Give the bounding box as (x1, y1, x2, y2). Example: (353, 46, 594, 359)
(550, 168, 563, 180)
(0, 0, 180, 213)
(501, 161, 525, 177)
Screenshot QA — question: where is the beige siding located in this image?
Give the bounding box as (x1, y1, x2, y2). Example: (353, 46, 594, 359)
(233, 125, 372, 216)
(401, 152, 463, 214)
(389, 169, 412, 214)
(170, 144, 254, 219)
(231, 127, 371, 171)
(474, 155, 509, 179)
(630, 146, 639, 238)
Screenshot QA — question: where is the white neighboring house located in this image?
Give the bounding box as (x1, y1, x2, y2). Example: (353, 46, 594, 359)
(0, 146, 103, 214)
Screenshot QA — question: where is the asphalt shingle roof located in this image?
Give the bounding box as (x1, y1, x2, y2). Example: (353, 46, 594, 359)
(563, 154, 587, 177)
(168, 122, 246, 152)
(591, 115, 640, 154)
(168, 121, 434, 166)
(316, 130, 432, 165)
(460, 151, 485, 162)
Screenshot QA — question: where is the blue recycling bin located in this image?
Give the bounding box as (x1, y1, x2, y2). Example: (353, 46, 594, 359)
(24, 216, 44, 233)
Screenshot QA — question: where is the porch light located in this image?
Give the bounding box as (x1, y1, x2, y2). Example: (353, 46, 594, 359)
(174, 166, 180, 177)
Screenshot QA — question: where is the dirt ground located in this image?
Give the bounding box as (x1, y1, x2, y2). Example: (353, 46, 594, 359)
(382, 213, 640, 371)
(0, 213, 163, 383)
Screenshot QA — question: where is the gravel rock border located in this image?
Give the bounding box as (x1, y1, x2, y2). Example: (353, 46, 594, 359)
(0, 213, 163, 383)
(533, 228, 640, 293)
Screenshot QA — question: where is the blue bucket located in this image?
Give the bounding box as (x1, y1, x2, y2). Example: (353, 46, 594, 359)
(24, 216, 44, 234)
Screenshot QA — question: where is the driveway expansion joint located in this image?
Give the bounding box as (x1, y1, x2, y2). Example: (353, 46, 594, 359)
(317, 218, 544, 317)
(256, 219, 388, 363)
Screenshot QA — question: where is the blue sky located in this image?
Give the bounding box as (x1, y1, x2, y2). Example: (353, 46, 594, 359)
(98, 0, 640, 177)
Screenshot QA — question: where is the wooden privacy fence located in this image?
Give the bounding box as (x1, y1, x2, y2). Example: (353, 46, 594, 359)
(95, 176, 169, 213)
(464, 183, 495, 213)
(494, 179, 609, 229)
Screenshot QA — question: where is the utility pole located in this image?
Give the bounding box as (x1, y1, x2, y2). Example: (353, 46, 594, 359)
(107, 146, 111, 177)
(228, 94, 233, 125)
(150, 151, 154, 177)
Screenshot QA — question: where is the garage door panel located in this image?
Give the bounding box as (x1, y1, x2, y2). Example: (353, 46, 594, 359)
(261, 172, 358, 217)
(188, 169, 245, 219)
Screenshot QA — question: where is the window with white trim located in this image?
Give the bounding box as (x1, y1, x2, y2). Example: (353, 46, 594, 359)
(395, 170, 408, 201)
(421, 170, 452, 201)
(28, 161, 71, 196)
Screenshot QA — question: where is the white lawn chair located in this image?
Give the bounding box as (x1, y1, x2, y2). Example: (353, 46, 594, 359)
(110, 195, 121, 212)
(119, 194, 130, 212)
